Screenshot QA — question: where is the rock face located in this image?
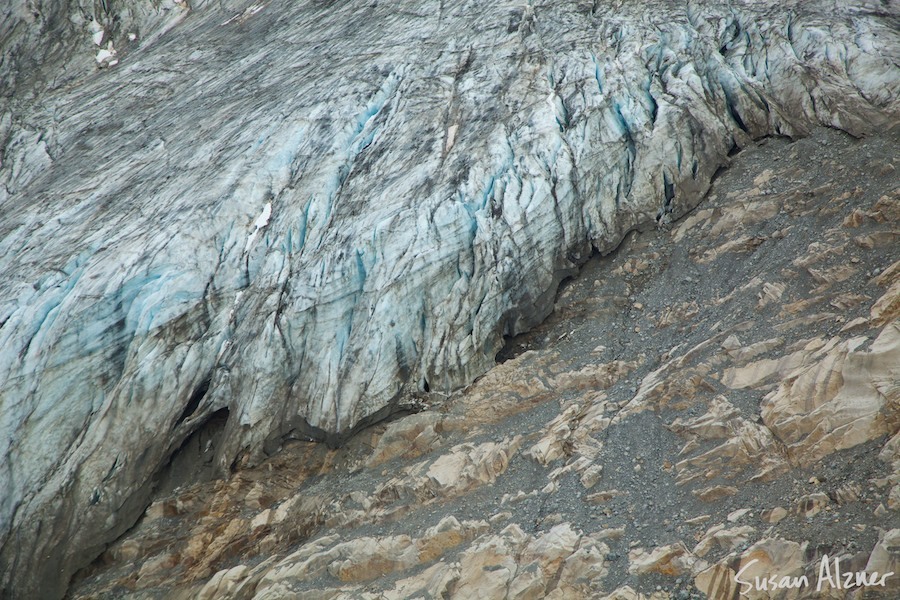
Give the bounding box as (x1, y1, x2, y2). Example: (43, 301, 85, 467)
(0, 0, 898, 597)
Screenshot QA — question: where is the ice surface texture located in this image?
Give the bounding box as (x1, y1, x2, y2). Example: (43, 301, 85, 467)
(1, 0, 898, 596)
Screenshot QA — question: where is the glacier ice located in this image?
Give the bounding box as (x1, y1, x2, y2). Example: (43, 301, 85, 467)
(0, 0, 898, 597)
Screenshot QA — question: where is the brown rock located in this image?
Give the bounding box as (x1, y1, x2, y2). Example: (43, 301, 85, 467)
(840, 316, 870, 332)
(136, 552, 180, 583)
(694, 563, 739, 600)
(669, 395, 740, 440)
(727, 337, 784, 364)
(878, 432, 900, 510)
(416, 516, 466, 563)
(328, 536, 419, 582)
(580, 464, 604, 489)
(757, 281, 787, 309)
(843, 208, 867, 228)
(671, 208, 714, 243)
(863, 528, 900, 593)
(548, 534, 610, 596)
(693, 486, 738, 502)
(706, 199, 779, 237)
(697, 235, 765, 264)
(721, 348, 814, 389)
(251, 508, 273, 531)
(871, 279, 900, 326)
(654, 300, 700, 328)
(693, 525, 756, 558)
(586, 490, 623, 504)
(453, 524, 528, 599)
(366, 412, 457, 468)
(454, 350, 555, 424)
(628, 542, 706, 576)
(794, 492, 830, 518)
(870, 193, 900, 222)
(197, 565, 249, 600)
(872, 258, 900, 287)
(806, 265, 859, 293)
(550, 359, 639, 392)
(426, 437, 522, 496)
(187, 517, 250, 580)
(522, 523, 581, 580)
(674, 410, 788, 485)
(781, 295, 829, 315)
(829, 292, 869, 311)
(383, 561, 460, 600)
(695, 538, 806, 600)
(416, 516, 484, 563)
(830, 482, 861, 505)
(727, 508, 751, 522)
(854, 230, 900, 249)
(107, 539, 142, 563)
(760, 507, 788, 524)
(793, 241, 846, 268)
(761, 324, 900, 467)
(684, 515, 711, 525)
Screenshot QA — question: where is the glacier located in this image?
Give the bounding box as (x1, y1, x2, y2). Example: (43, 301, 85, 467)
(1, 0, 898, 597)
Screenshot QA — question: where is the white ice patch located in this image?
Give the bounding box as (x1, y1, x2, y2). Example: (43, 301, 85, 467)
(222, 2, 267, 26)
(253, 202, 272, 229)
(96, 41, 117, 65)
(226, 291, 245, 326)
(244, 202, 272, 252)
(89, 20, 104, 46)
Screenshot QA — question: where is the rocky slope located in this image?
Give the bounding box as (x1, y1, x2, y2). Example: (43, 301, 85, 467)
(70, 127, 899, 599)
(1, 0, 898, 597)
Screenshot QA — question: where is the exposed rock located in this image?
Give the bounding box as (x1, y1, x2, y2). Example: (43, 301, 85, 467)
(425, 438, 522, 496)
(694, 539, 806, 600)
(830, 482, 862, 506)
(758, 282, 787, 309)
(550, 359, 639, 392)
(417, 516, 488, 564)
(197, 565, 250, 600)
(761, 324, 900, 467)
(794, 492, 830, 519)
(384, 561, 461, 600)
(245, 520, 489, 594)
(365, 412, 463, 468)
(760, 507, 788, 524)
(628, 542, 706, 577)
(872, 280, 900, 327)
(726, 508, 751, 522)
(721, 347, 816, 390)
(654, 300, 700, 329)
(693, 486, 739, 503)
(879, 431, 900, 511)
(864, 529, 900, 593)
(672, 396, 789, 485)
(693, 525, 756, 558)
(694, 563, 741, 600)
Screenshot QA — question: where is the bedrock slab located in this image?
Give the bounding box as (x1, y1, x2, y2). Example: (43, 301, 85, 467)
(1, 0, 898, 597)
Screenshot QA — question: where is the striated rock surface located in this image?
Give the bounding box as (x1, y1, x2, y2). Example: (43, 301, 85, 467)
(1, 0, 899, 597)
